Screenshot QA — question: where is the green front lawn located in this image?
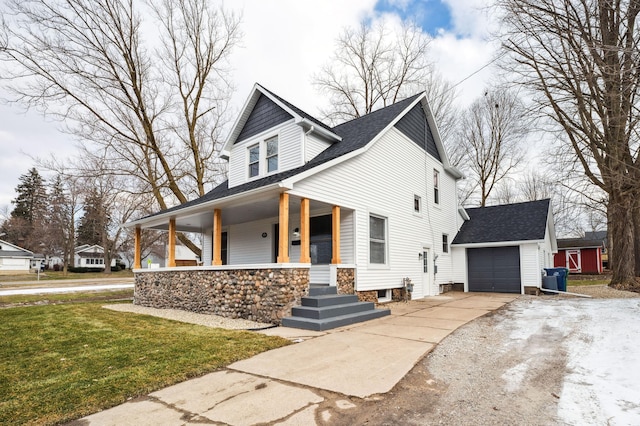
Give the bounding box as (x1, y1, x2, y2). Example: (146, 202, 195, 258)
(0, 269, 134, 283)
(0, 303, 289, 425)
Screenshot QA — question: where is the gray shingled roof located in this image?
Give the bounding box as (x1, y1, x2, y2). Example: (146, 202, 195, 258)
(452, 199, 551, 245)
(557, 238, 603, 249)
(141, 93, 422, 219)
(259, 85, 336, 136)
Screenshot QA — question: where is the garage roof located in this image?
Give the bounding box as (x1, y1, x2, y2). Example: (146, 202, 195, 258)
(452, 199, 551, 244)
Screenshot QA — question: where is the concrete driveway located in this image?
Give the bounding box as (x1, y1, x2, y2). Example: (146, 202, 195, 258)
(76, 292, 516, 425)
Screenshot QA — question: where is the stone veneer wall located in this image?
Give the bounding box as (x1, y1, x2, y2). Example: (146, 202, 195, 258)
(134, 268, 309, 324)
(336, 268, 355, 294)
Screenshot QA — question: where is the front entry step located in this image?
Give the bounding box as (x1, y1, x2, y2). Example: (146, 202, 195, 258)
(282, 286, 390, 331)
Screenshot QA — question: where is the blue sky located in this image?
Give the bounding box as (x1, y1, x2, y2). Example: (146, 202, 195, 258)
(374, 0, 453, 34)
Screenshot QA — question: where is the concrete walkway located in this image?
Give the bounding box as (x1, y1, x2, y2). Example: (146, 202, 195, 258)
(75, 292, 518, 426)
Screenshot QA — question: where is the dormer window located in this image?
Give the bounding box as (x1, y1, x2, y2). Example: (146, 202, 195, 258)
(266, 136, 278, 173)
(247, 135, 279, 179)
(248, 145, 260, 178)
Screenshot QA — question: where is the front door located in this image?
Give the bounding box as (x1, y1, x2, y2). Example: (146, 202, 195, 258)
(567, 250, 581, 273)
(310, 215, 332, 265)
(421, 248, 431, 297)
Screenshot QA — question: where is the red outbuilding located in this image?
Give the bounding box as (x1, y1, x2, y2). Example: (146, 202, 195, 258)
(554, 238, 604, 274)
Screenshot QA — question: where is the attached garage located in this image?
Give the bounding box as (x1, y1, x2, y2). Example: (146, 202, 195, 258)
(451, 200, 557, 294)
(467, 246, 521, 293)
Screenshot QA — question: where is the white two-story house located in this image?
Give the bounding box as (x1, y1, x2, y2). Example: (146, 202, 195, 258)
(126, 84, 556, 330)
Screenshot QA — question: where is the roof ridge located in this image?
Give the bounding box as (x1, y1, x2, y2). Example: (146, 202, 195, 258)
(331, 92, 423, 130)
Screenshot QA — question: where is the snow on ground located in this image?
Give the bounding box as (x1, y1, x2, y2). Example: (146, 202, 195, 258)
(503, 298, 640, 425)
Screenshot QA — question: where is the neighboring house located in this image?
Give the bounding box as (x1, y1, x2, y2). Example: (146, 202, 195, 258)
(125, 84, 557, 328)
(30, 253, 46, 271)
(554, 238, 604, 274)
(451, 200, 557, 294)
(74, 244, 116, 268)
(0, 239, 33, 274)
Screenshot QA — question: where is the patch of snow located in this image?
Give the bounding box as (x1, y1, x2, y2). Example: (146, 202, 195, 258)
(501, 298, 640, 425)
(557, 299, 640, 426)
(502, 359, 531, 393)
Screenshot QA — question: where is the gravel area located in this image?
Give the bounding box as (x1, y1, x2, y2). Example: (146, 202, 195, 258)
(330, 288, 640, 425)
(567, 284, 639, 298)
(103, 304, 274, 330)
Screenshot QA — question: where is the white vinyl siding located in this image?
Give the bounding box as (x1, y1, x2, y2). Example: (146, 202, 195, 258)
(202, 228, 213, 265)
(305, 133, 332, 162)
(228, 219, 275, 264)
(292, 127, 459, 296)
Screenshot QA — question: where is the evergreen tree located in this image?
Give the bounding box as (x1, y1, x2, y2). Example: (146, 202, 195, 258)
(76, 188, 108, 247)
(4, 168, 49, 250)
(11, 168, 47, 224)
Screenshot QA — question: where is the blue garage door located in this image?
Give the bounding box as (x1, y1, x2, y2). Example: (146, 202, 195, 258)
(467, 246, 521, 293)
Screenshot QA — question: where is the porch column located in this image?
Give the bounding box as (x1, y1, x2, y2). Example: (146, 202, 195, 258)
(133, 226, 141, 269)
(299, 198, 311, 263)
(277, 193, 290, 263)
(212, 209, 222, 265)
(331, 205, 341, 264)
(168, 218, 176, 267)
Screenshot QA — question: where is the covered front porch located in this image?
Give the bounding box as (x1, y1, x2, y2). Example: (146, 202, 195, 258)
(128, 188, 359, 324)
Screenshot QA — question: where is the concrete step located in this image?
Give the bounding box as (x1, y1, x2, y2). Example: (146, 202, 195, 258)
(301, 294, 359, 307)
(308, 285, 336, 296)
(281, 309, 390, 331)
(292, 301, 376, 320)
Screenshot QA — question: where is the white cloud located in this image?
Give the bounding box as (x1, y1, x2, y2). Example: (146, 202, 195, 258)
(0, 0, 497, 213)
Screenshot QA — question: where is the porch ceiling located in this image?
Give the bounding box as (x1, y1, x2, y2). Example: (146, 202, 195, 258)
(144, 193, 336, 233)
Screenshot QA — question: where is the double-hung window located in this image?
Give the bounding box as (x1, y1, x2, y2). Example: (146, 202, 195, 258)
(248, 145, 260, 178)
(248, 136, 278, 178)
(369, 215, 387, 264)
(433, 170, 440, 205)
(266, 136, 278, 173)
(442, 234, 449, 253)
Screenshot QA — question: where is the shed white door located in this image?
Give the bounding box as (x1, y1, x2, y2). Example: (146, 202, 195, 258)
(566, 250, 581, 273)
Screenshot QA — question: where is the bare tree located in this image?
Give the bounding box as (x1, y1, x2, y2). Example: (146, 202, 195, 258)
(519, 170, 555, 202)
(454, 87, 527, 206)
(498, 0, 640, 288)
(494, 179, 519, 205)
(46, 173, 82, 275)
(0, 0, 241, 256)
(313, 19, 433, 124)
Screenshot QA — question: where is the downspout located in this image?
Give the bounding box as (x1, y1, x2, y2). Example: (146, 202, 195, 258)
(303, 126, 315, 163)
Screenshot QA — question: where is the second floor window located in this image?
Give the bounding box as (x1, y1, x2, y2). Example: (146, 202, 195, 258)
(266, 136, 278, 173)
(248, 145, 260, 178)
(434, 170, 440, 205)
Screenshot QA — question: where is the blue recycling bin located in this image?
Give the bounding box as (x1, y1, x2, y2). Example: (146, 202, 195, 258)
(544, 268, 568, 292)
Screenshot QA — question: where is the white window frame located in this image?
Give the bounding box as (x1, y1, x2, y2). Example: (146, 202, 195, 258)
(248, 144, 260, 178)
(442, 233, 449, 254)
(414, 195, 422, 214)
(265, 136, 278, 174)
(433, 169, 440, 205)
(369, 214, 388, 266)
(376, 289, 391, 303)
(247, 134, 279, 179)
